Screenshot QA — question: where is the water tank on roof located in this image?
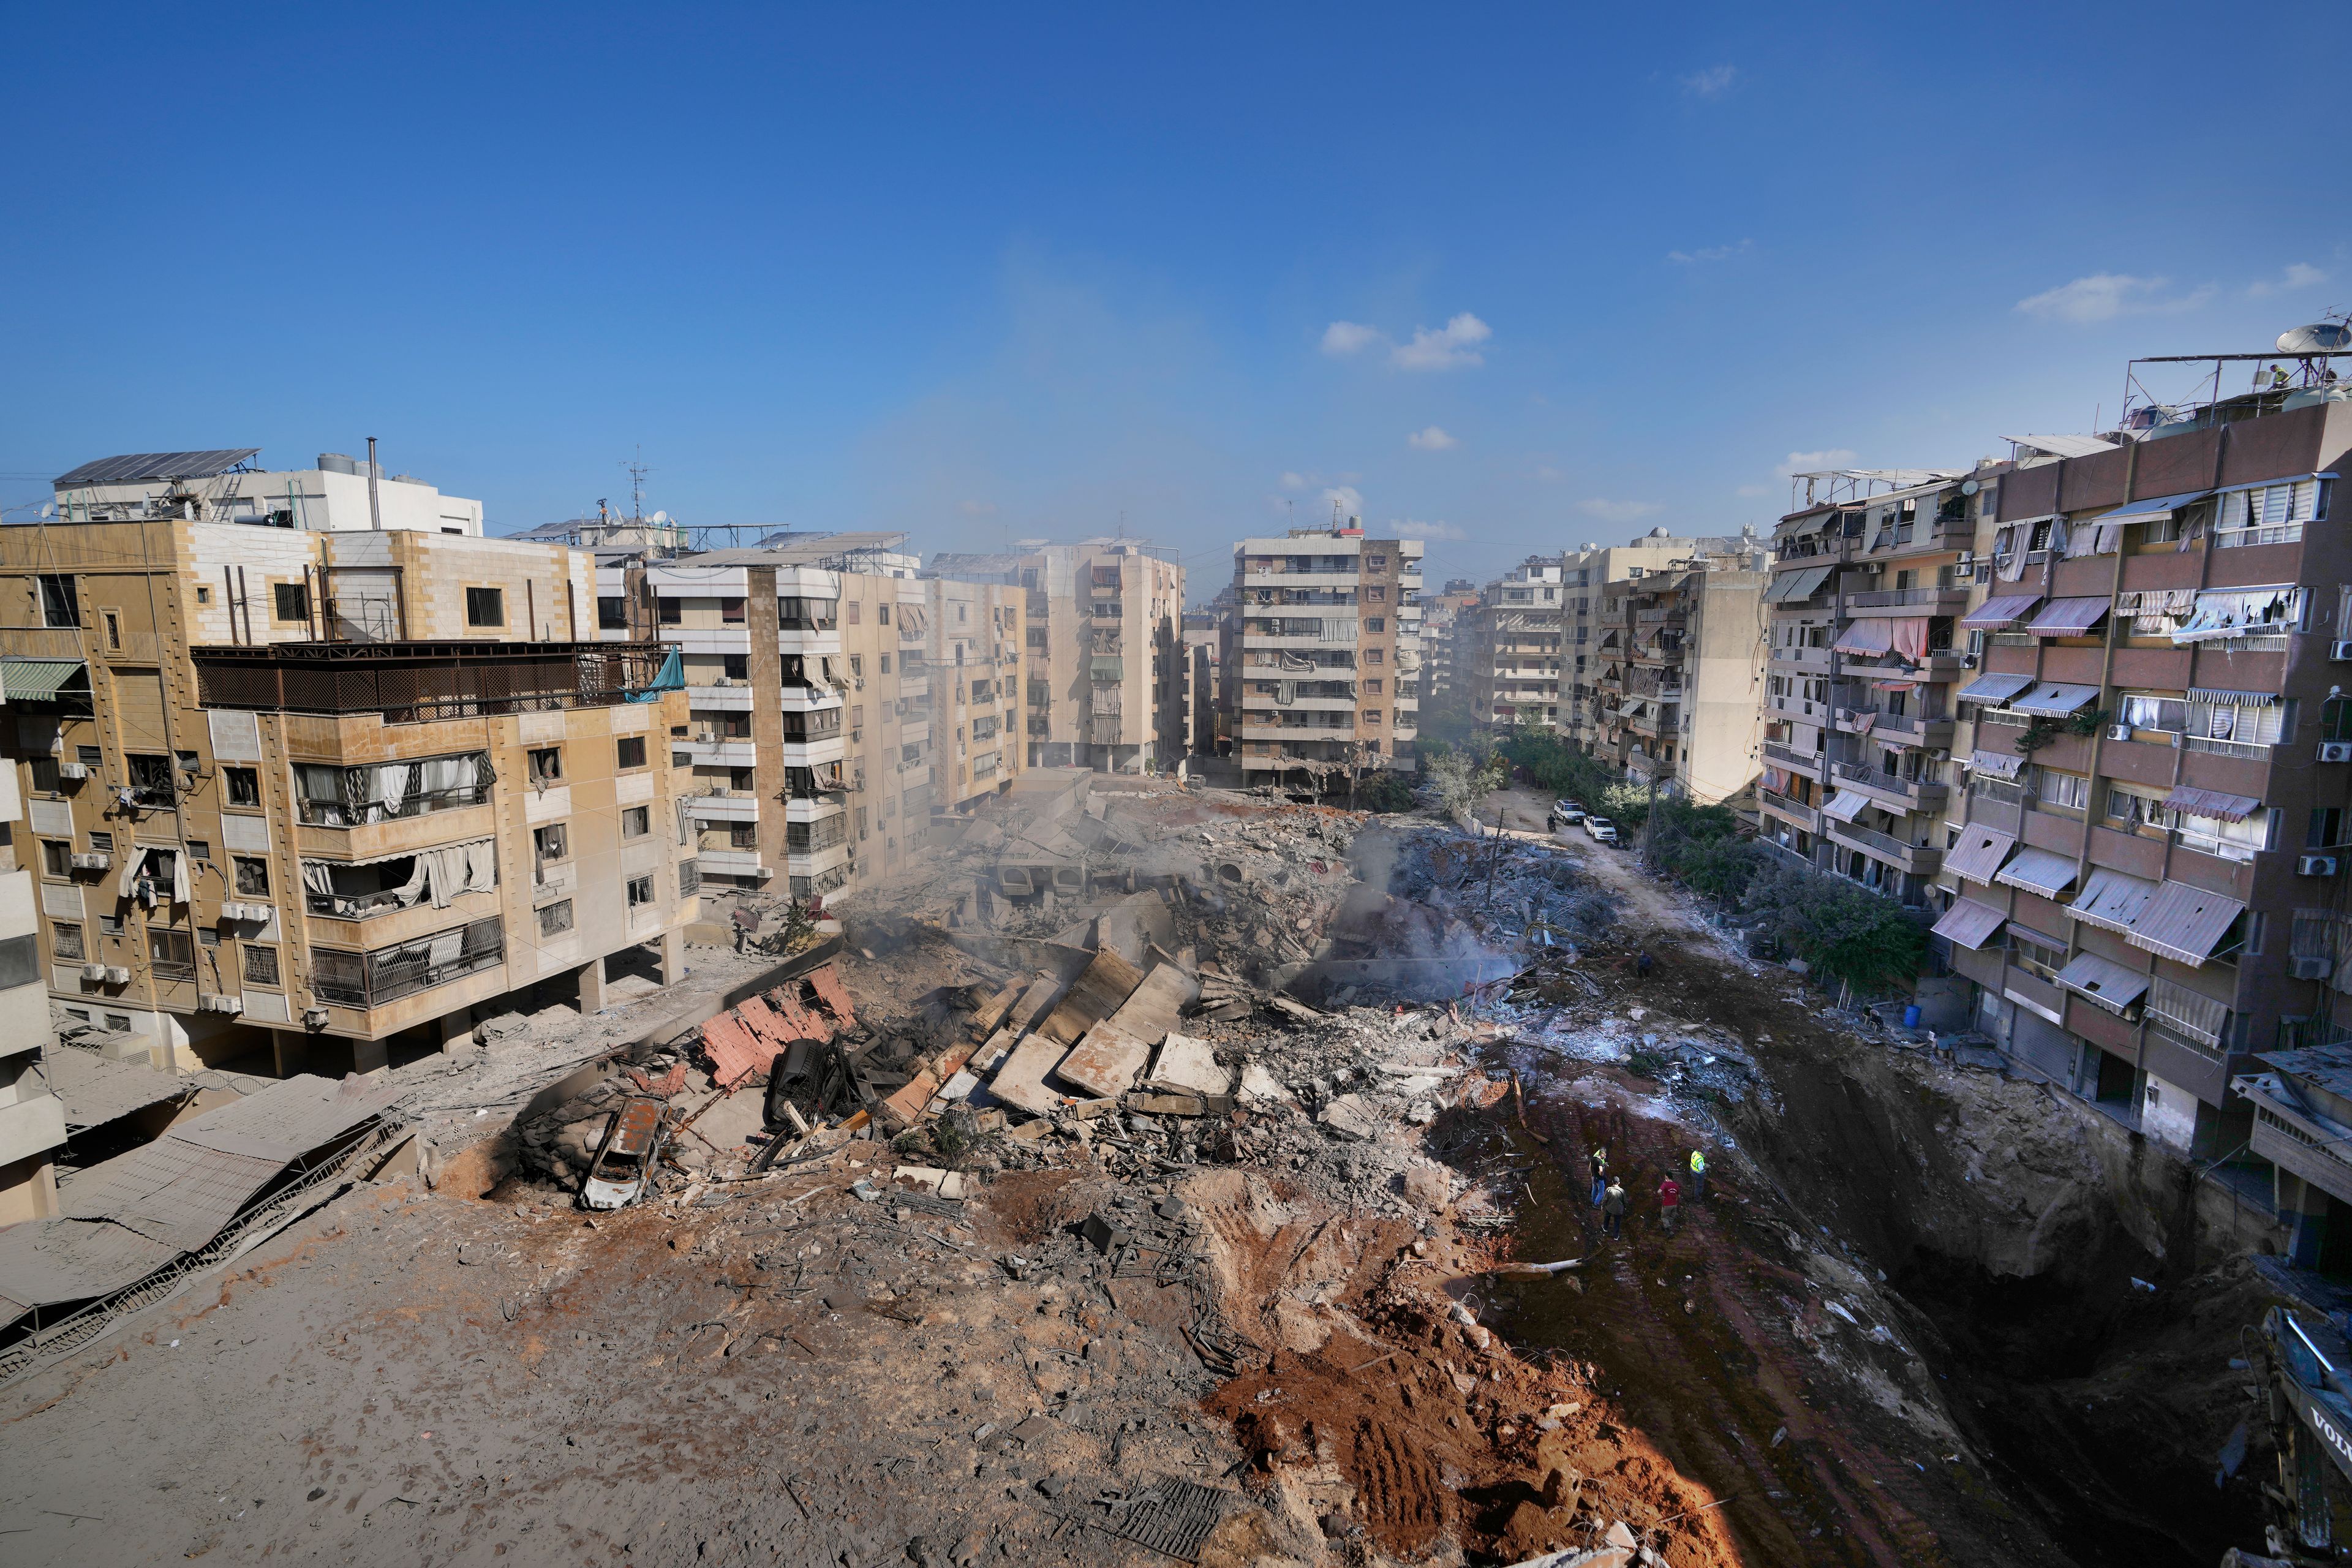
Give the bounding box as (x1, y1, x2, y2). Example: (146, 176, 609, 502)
(318, 452, 358, 475)
(1648, 526, 1670, 538)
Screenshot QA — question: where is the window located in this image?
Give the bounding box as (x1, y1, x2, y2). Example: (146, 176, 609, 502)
(1368, 556, 1387, 571)
(2007, 928, 2066, 982)
(657, 597, 682, 626)
(99, 913, 123, 936)
(28, 756, 59, 793)
(1365, 617, 1385, 633)
(186, 839, 211, 863)
(1368, 586, 1386, 603)
(2312, 808, 2346, 850)
(957, 603, 968, 624)
(77, 745, 101, 767)
(39, 574, 80, 628)
(196, 586, 210, 604)
(233, 856, 270, 895)
(148, 927, 195, 981)
(538, 900, 575, 937)
(730, 823, 759, 849)
(40, 840, 69, 878)
(533, 823, 568, 867)
(880, 654, 891, 674)
(856, 807, 869, 842)
(845, 600, 861, 625)
(224, 767, 260, 807)
(849, 655, 863, 679)
(104, 1012, 131, 1031)
(53, 922, 83, 960)
(627, 875, 655, 908)
(722, 654, 749, 680)
(243, 945, 281, 987)
(527, 747, 563, 786)
(1362, 709, 1382, 725)
(720, 597, 746, 624)
(1365, 648, 1384, 665)
(598, 595, 630, 630)
(273, 582, 309, 623)
(616, 736, 647, 770)
(621, 805, 650, 839)
(678, 859, 701, 896)
(125, 753, 173, 806)
(2035, 767, 2089, 812)
(102, 609, 121, 650)
(878, 603, 891, 625)
(465, 587, 505, 627)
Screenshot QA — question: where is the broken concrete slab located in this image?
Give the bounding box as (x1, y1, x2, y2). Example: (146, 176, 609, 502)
(1237, 1063, 1292, 1104)
(1006, 971, 1068, 1036)
(1056, 1022, 1152, 1099)
(1099, 960, 1198, 1047)
(1317, 1093, 1379, 1141)
(1147, 1031, 1231, 1097)
(989, 1031, 1077, 1118)
(1035, 948, 1147, 1047)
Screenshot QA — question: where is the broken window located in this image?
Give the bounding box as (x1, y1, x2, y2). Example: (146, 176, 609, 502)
(626, 874, 655, 908)
(538, 900, 575, 937)
(224, 767, 260, 807)
(466, 587, 505, 627)
(233, 856, 270, 896)
(527, 747, 563, 786)
(300, 840, 496, 917)
(294, 753, 488, 826)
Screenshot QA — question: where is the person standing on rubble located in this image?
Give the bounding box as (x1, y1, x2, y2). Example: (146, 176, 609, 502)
(1635, 951, 1654, 980)
(1657, 1169, 1682, 1236)
(1687, 1147, 1708, 1202)
(1589, 1146, 1609, 1207)
(1601, 1177, 1628, 1240)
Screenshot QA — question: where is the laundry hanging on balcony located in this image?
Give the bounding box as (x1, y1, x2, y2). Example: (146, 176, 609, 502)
(2171, 586, 2301, 644)
(2117, 589, 2196, 635)
(2064, 522, 2124, 559)
(1966, 748, 2026, 780)
(1886, 618, 1931, 662)
(1831, 620, 1893, 656)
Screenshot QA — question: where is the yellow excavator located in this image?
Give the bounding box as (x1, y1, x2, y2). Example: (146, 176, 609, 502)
(2230, 1307, 2352, 1565)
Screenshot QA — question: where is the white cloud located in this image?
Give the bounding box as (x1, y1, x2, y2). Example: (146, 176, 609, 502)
(1320, 320, 1381, 356)
(1578, 497, 1663, 524)
(2015, 273, 2215, 324)
(1680, 64, 1736, 98)
(1667, 238, 1752, 265)
(1406, 426, 1457, 451)
(1321, 484, 1365, 523)
(959, 499, 998, 517)
(1777, 448, 1859, 475)
(1736, 483, 1770, 497)
(1392, 312, 1491, 371)
(1278, 470, 1307, 491)
(2248, 262, 2329, 298)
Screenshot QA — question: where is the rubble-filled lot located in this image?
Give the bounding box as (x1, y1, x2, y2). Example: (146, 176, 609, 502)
(3, 780, 2212, 1567)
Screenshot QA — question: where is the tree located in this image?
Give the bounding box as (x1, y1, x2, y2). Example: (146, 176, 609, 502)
(1738, 862, 1926, 994)
(1425, 745, 1506, 823)
(1356, 769, 1416, 813)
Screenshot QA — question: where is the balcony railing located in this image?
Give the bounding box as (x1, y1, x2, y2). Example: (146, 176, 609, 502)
(1764, 741, 1820, 772)
(194, 641, 673, 724)
(312, 915, 505, 1010)
(1828, 818, 1942, 874)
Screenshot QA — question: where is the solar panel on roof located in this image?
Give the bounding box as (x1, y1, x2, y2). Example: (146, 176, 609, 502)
(55, 449, 262, 488)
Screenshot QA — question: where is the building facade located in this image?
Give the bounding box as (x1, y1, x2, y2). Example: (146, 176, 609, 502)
(1, 514, 698, 1080)
(0, 764, 64, 1224)
(1224, 524, 1424, 789)
(52, 449, 483, 537)
(1460, 558, 1565, 730)
(1593, 556, 1771, 804)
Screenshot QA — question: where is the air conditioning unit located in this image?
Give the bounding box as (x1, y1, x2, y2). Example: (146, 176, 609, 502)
(103, 966, 130, 985)
(2292, 956, 2335, 980)
(198, 993, 244, 1015)
(69, 851, 110, 871)
(2300, 854, 2341, 877)
(2322, 742, 2352, 763)
(56, 763, 89, 780)
(2106, 724, 2132, 742)
(80, 962, 107, 981)
(220, 901, 270, 923)
(1953, 553, 1977, 570)
(2333, 640, 2352, 661)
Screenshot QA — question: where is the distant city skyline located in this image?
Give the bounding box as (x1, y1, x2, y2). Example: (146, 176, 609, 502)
(2, 2, 2345, 594)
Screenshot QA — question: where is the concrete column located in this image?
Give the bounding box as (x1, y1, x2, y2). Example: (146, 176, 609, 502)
(351, 1035, 389, 1077)
(271, 1028, 311, 1078)
(2281, 1173, 2331, 1270)
(578, 956, 609, 1014)
(439, 1007, 475, 1055)
(657, 927, 686, 989)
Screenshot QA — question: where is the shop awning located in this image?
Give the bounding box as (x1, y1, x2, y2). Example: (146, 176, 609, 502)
(2126, 881, 2247, 967)
(1960, 594, 2043, 630)
(2055, 951, 2151, 1013)
(2161, 786, 2263, 823)
(1994, 846, 2081, 899)
(1957, 671, 2036, 705)
(1, 658, 88, 701)
(1820, 789, 1871, 823)
(2070, 867, 2158, 934)
(1931, 898, 2009, 951)
(2027, 597, 2111, 636)
(2009, 682, 2101, 717)
(1967, 748, 2026, 781)
(1943, 827, 2016, 884)
(1767, 565, 1834, 603)
(1831, 620, 1893, 655)
(2103, 489, 2209, 524)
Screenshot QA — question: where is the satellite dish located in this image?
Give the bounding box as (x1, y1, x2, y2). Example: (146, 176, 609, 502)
(651, 510, 669, 524)
(2277, 322, 2352, 355)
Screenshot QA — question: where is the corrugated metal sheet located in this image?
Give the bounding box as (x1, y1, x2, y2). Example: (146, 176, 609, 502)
(2128, 881, 2247, 967)
(1994, 846, 2081, 898)
(1931, 899, 2007, 951)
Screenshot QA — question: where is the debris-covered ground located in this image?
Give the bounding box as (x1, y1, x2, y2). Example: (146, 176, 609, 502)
(0, 779, 2279, 1566)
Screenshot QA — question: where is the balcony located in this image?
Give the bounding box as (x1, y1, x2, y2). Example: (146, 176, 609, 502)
(311, 915, 505, 1011)
(1628, 751, 1667, 780)
(1841, 587, 1972, 616)
(1828, 818, 1943, 876)
(194, 641, 673, 723)
(1833, 761, 1948, 812)
(1768, 645, 1833, 673)
(1831, 707, 1954, 749)
(1764, 741, 1822, 773)
(1758, 790, 1817, 830)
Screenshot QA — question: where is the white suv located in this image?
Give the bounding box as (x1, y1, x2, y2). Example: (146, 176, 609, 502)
(1583, 816, 1619, 845)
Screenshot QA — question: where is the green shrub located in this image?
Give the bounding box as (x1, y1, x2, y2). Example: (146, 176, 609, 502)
(1355, 770, 1417, 813)
(1738, 862, 1926, 993)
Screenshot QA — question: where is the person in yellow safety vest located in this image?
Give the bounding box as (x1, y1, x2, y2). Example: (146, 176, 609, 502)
(1687, 1148, 1707, 1201)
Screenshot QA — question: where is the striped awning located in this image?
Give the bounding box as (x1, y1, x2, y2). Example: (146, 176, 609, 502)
(1768, 565, 1834, 603)
(2161, 786, 2262, 823)
(1960, 594, 2043, 630)
(2055, 951, 2151, 1014)
(1994, 846, 2081, 899)
(1931, 898, 2008, 951)
(2027, 597, 2111, 636)
(0, 657, 88, 701)
(1958, 672, 2036, 704)
(2126, 881, 2247, 967)
(1943, 827, 2015, 884)
(2009, 682, 2101, 717)
(1821, 789, 1871, 823)
(2070, 867, 2158, 934)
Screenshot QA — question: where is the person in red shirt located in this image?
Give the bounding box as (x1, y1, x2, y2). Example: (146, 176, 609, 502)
(1657, 1172, 1683, 1236)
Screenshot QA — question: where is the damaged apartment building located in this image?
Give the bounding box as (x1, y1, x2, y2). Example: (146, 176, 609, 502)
(1591, 546, 1773, 806)
(1760, 360, 2352, 1252)
(1223, 520, 1423, 789)
(0, 450, 702, 1081)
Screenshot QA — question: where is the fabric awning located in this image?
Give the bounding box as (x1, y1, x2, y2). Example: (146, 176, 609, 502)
(1781, 512, 1831, 537)
(1831, 620, 1893, 655)
(1943, 827, 2016, 884)
(2070, 867, 2158, 934)
(2027, 597, 2111, 636)
(1, 658, 88, 701)
(1821, 790, 1871, 823)
(2103, 489, 2210, 523)
(2162, 786, 2262, 823)
(1967, 748, 2026, 780)
(1958, 672, 2036, 704)
(2188, 687, 2278, 707)
(1960, 594, 2043, 630)
(2055, 951, 2152, 1013)
(1995, 846, 2081, 899)
(2009, 682, 2101, 717)
(1931, 898, 2009, 951)
(2172, 586, 2299, 645)
(2127, 881, 2246, 967)
(1766, 565, 1833, 603)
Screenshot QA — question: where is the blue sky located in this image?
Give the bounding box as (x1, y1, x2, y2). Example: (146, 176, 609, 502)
(3, 2, 2346, 594)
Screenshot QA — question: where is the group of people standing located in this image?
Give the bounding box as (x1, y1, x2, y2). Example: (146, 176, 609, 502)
(1587, 1144, 1706, 1240)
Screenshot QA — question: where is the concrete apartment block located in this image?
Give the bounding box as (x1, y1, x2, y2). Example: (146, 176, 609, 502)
(53, 448, 483, 536)
(0, 759, 66, 1224)
(1224, 523, 1424, 789)
(925, 576, 1025, 810)
(0, 513, 695, 1081)
(1593, 557, 1772, 805)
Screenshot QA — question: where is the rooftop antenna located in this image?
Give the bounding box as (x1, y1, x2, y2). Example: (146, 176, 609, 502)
(622, 448, 651, 523)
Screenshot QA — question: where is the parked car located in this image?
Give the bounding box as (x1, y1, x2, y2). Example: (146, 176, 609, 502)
(1548, 799, 1586, 829)
(1583, 816, 1619, 845)
(581, 1096, 669, 1210)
